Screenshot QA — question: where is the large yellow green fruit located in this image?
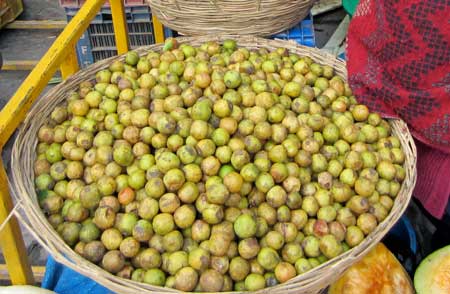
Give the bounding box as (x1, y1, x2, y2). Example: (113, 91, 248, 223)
(414, 245, 450, 294)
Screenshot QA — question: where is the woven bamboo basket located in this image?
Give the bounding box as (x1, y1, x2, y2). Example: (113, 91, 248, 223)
(147, 0, 316, 36)
(10, 35, 417, 294)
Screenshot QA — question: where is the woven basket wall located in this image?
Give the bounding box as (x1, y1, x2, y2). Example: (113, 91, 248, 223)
(10, 35, 417, 294)
(147, 0, 316, 36)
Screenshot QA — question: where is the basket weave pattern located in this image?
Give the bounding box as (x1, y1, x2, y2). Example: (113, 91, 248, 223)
(10, 35, 417, 294)
(147, 0, 316, 36)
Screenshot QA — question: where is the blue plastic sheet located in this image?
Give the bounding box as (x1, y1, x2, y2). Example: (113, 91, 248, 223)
(41, 256, 113, 294)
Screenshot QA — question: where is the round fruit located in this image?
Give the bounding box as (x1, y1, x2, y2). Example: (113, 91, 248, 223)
(35, 39, 407, 291)
(234, 214, 257, 238)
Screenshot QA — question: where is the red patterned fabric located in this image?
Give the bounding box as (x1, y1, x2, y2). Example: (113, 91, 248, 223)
(414, 140, 450, 218)
(347, 0, 450, 218)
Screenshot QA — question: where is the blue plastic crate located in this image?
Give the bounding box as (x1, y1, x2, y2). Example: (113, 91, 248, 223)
(272, 14, 315, 47)
(66, 6, 173, 68)
(65, 6, 152, 24)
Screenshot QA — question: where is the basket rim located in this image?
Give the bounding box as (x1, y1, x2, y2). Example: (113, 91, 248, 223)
(9, 35, 417, 294)
(146, 0, 316, 36)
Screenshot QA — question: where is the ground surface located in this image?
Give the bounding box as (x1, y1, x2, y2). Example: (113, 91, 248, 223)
(1, 0, 440, 287)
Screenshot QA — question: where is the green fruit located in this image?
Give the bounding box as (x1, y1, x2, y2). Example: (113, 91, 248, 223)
(125, 51, 139, 66)
(35, 174, 55, 191)
(163, 230, 184, 252)
(113, 145, 134, 166)
(255, 172, 275, 193)
(132, 219, 153, 242)
(131, 268, 145, 282)
(60, 222, 81, 246)
(352, 104, 369, 121)
(345, 226, 365, 247)
(238, 238, 260, 259)
(188, 247, 210, 271)
(202, 204, 224, 225)
(102, 250, 125, 274)
(116, 213, 138, 236)
(163, 168, 185, 192)
(317, 206, 337, 222)
(323, 123, 340, 143)
(174, 204, 196, 229)
(199, 269, 224, 292)
(234, 214, 257, 238)
(209, 232, 231, 256)
(244, 273, 266, 291)
(128, 170, 146, 190)
(46, 143, 62, 163)
(312, 154, 328, 173)
(191, 100, 212, 121)
(143, 268, 165, 286)
(295, 258, 312, 274)
(101, 228, 123, 250)
(206, 183, 229, 205)
(377, 160, 397, 180)
(174, 267, 198, 291)
(257, 247, 280, 271)
(302, 236, 320, 257)
(211, 128, 230, 146)
(302, 196, 319, 217)
(153, 213, 175, 235)
(224, 70, 242, 89)
(357, 213, 378, 235)
(80, 184, 101, 209)
(93, 205, 115, 229)
(191, 220, 211, 242)
(119, 236, 140, 258)
(274, 262, 296, 283)
(229, 257, 250, 282)
(282, 242, 303, 263)
(165, 251, 188, 275)
(80, 222, 100, 243)
(354, 177, 376, 197)
(223, 39, 237, 50)
(283, 82, 301, 98)
(319, 234, 342, 259)
(138, 247, 162, 269)
(156, 151, 180, 173)
(265, 230, 284, 250)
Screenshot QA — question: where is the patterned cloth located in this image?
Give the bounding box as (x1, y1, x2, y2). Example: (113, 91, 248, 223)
(347, 0, 450, 218)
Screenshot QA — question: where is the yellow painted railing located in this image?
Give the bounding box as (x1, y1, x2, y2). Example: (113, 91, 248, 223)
(0, 0, 165, 284)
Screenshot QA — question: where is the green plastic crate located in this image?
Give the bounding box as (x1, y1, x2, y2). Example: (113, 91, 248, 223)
(343, 0, 359, 17)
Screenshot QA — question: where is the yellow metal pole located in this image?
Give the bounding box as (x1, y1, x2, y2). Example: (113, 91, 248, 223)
(60, 45, 79, 80)
(0, 0, 106, 285)
(152, 14, 165, 43)
(0, 157, 34, 285)
(110, 0, 129, 54)
(0, 0, 106, 147)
